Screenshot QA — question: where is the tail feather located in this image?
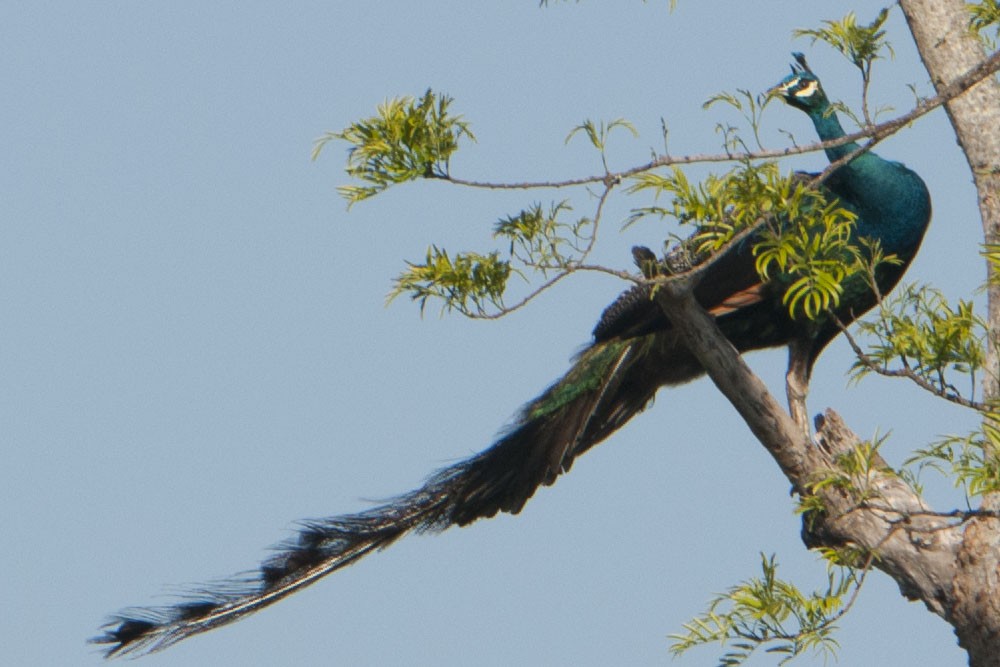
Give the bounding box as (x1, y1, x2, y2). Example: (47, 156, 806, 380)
(93, 337, 672, 657)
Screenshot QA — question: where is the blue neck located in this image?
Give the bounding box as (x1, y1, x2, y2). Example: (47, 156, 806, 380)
(808, 107, 860, 163)
(804, 106, 931, 258)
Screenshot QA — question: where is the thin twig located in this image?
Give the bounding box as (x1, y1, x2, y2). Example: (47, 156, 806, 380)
(830, 313, 987, 411)
(463, 183, 620, 320)
(441, 50, 1000, 191)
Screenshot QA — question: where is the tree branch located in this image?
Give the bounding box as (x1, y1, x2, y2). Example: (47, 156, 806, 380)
(832, 313, 987, 411)
(652, 276, 818, 491)
(650, 267, 963, 622)
(441, 49, 1000, 191)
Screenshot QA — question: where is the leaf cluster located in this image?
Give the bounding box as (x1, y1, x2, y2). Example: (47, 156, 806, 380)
(314, 89, 474, 206)
(806, 433, 892, 504)
(850, 284, 985, 402)
(793, 9, 892, 81)
(670, 554, 855, 666)
(388, 200, 594, 317)
(906, 418, 1000, 498)
(848, 280, 1000, 496)
(754, 196, 860, 320)
(493, 201, 591, 274)
(628, 162, 789, 250)
(968, 0, 1000, 45)
(794, 8, 894, 126)
(388, 246, 510, 316)
(983, 242, 1000, 281)
(630, 162, 862, 320)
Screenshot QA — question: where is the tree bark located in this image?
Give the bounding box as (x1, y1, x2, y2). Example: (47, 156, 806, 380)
(899, 2, 1000, 663)
(900, 0, 1000, 410)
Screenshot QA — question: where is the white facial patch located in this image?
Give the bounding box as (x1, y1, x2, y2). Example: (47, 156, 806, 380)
(794, 80, 818, 98)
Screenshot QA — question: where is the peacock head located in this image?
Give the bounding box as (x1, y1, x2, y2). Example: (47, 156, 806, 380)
(772, 53, 829, 114)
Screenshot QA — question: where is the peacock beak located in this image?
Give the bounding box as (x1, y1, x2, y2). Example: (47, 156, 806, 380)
(767, 81, 794, 100)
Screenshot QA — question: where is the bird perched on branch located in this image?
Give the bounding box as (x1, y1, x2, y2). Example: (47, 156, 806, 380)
(94, 54, 930, 658)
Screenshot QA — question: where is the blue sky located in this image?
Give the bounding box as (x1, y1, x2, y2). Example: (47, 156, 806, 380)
(3, 2, 982, 665)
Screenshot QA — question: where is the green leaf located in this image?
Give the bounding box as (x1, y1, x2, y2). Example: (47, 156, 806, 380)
(969, 0, 1000, 43)
(388, 246, 509, 316)
(565, 118, 638, 148)
(628, 162, 864, 320)
(493, 201, 589, 273)
(314, 89, 475, 206)
(793, 9, 893, 77)
(904, 415, 1000, 497)
(850, 284, 986, 398)
(565, 118, 638, 171)
(671, 554, 857, 666)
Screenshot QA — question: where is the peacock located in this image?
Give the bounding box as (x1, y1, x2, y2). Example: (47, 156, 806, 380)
(94, 54, 931, 658)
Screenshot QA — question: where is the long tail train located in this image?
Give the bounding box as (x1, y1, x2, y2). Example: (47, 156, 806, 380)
(93, 333, 690, 657)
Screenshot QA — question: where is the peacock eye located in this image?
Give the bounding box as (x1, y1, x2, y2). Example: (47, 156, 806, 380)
(793, 79, 818, 98)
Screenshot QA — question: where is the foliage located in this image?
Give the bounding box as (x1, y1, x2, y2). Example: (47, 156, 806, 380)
(793, 9, 892, 81)
(968, 0, 1000, 45)
(850, 284, 986, 404)
(322, 9, 899, 325)
(796, 433, 898, 545)
(314, 89, 475, 206)
(387, 246, 510, 316)
(847, 269, 998, 497)
(670, 554, 858, 666)
(794, 8, 893, 125)
(630, 162, 863, 320)
(566, 118, 638, 171)
(905, 418, 1000, 498)
(983, 242, 1000, 282)
(754, 200, 860, 321)
(386, 200, 595, 317)
(493, 201, 592, 274)
(806, 433, 893, 504)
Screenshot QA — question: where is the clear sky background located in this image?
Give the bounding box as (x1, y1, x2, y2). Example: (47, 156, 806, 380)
(3, 2, 986, 666)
